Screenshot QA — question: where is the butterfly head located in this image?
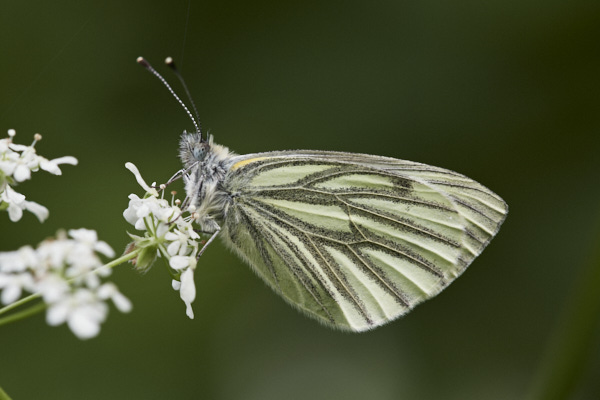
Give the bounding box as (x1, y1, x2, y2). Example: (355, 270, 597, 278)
(179, 130, 210, 167)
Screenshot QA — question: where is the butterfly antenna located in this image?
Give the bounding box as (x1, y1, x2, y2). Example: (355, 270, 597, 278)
(136, 56, 202, 139)
(164, 57, 203, 140)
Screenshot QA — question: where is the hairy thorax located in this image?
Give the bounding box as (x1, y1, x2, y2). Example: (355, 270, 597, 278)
(179, 133, 237, 233)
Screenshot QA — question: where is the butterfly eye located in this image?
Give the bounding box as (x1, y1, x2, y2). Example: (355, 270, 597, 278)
(192, 143, 209, 161)
(192, 147, 204, 160)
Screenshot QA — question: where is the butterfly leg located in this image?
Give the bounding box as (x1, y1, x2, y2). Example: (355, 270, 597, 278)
(156, 161, 200, 190)
(163, 169, 185, 186)
(197, 225, 221, 258)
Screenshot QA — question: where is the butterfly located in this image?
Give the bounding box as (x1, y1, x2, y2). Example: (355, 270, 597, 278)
(139, 57, 508, 332)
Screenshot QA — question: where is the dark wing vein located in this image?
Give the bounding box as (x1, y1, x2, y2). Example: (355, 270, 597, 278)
(237, 204, 335, 321)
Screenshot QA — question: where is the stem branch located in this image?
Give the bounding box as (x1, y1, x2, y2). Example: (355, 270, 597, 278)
(0, 302, 46, 327)
(0, 249, 140, 318)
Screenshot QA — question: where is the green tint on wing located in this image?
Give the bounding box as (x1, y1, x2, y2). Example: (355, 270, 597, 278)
(220, 151, 508, 331)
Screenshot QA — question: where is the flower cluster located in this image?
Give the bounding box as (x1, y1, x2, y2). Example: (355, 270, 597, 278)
(0, 129, 77, 222)
(123, 162, 199, 319)
(1, 134, 199, 340)
(0, 229, 131, 339)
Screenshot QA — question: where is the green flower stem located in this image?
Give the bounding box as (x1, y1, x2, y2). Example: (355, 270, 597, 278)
(0, 292, 41, 317)
(102, 248, 141, 270)
(0, 384, 13, 400)
(0, 302, 46, 327)
(0, 249, 140, 320)
(527, 215, 600, 400)
(143, 215, 155, 236)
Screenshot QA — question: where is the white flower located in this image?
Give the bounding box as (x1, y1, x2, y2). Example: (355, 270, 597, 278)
(61, 230, 115, 289)
(169, 256, 197, 318)
(37, 274, 70, 303)
(35, 233, 72, 270)
(46, 288, 109, 340)
(39, 156, 78, 176)
(165, 229, 195, 256)
(169, 255, 196, 270)
(123, 194, 147, 228)
(1, 129, 77, 223)
(125, 162, 200, 320)
(0, 247, 38, 304)
(0, 131, 77, 183)
(65, 229, 115, 277)
(0, 272, 35, 304)
(172, 267, 196, 319)
(125, 162, 158, 196)
(68, 228, 115, 257)
(179, 268, 196, 319)
(97, 282, 132, 313)
(1, 185, 49, 222)
(0, 246, 36, 273)
(0, 229, 130, 340)
(123, 194, 177, 231)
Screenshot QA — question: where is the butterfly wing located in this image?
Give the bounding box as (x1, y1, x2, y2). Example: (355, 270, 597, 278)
(219, 151, 508, 331)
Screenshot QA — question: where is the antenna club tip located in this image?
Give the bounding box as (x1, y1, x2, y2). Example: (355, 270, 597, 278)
(136, 57, 150, 68)
(165, 57, 178, 71)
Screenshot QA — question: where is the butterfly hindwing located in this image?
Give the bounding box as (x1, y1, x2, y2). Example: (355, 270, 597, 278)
(219, 151, 508, 331)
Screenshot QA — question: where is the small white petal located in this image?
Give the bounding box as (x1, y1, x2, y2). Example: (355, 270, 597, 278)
(135, 203, 151, 219)
(94, 241, 115, 258)
(185, 304, 194, 319)
(134, 218, 147, 231)
(1, 283, 22, 305)
(7, 204, 23, 222)
(123, 209, 139, 226)
(172, 279, 181, 290)
(68, 228, 98, 242)
(94, 265, 111, 278)
(97, 283, 115, 298)
(0, 247, 35, 272)
(38, 275, 69, 303)
(68, 309, 102, 339)
(166, 241, 181, 256)
(97, 283, 131, 312)
(8, 143, 29, 152)
(39, 159, 62, 175)
(13, 164, 31, 182)
(188, 229, 201, 240)
(5, 186, 25, 203)
(112, 291, 132, 313)
(125, 162, 158, 196)
(50, 156, 78, 166)
(155, 223, 170, 238)
(164, 232, 179, 241)
(83, 273, 102, 289)
(169, 256, 191, 270)
(39, 239, 71, 269)
(180, 268, 196, 319)
(0, 160, 16, 175)
(46, 302, 69, 326)
(24, 200, 49, 222)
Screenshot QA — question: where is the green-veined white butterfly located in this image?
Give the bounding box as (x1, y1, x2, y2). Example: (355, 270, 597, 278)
(138, 57, 508, 332)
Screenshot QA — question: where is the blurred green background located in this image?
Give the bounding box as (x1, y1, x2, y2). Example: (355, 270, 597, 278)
(1, 1, 599, 399)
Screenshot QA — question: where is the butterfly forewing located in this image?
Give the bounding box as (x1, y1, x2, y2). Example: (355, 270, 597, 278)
(219, 151, 508, 331)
